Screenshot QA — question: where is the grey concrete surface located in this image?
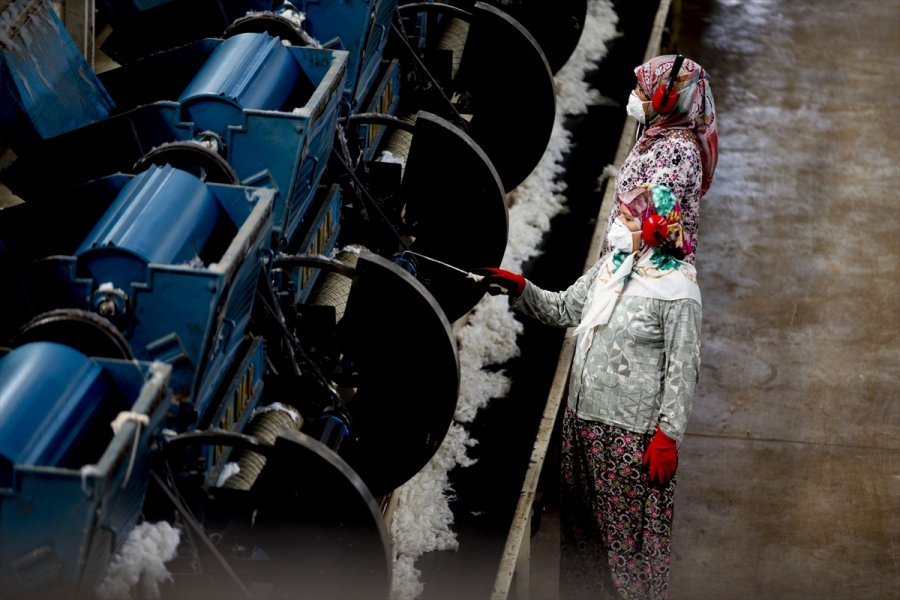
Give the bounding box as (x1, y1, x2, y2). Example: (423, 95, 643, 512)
(530, 0, 900, 598)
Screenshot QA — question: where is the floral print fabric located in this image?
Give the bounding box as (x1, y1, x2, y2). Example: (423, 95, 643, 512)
(560, 409, 676, 600)
(602, 129, 704, 265)
(635, 54, 718, 197)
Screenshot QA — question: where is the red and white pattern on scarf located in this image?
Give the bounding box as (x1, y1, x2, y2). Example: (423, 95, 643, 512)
(635, 54, 719, 196)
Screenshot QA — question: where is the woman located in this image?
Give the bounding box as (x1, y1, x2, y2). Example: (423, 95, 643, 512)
(603, 54, 718, 265)
(479, 183, 702, 599)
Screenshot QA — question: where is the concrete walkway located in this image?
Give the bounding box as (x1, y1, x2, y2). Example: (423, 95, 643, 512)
(530, 1, 900, 598)
(668, 1, 899, 598)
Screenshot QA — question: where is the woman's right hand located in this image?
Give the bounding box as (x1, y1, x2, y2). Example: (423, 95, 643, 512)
(475, 267, 526, 297)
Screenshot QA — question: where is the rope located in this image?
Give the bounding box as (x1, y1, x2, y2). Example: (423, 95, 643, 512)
(110, 411, 150, 488)
(437, 17, 468, 79)
(221, 407, 303, 491)
(309, 249, 359, 322)
(380, 114, 416, 178)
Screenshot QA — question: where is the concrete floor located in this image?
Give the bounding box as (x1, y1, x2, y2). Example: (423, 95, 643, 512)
(529, 1, 900, 599)
(1, 1, 896, 598)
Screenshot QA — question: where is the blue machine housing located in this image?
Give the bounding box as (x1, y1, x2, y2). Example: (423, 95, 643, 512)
(288, 183, 344, 304)
(355, 59, 403, 162)
(7, 32, 347, 251)
(179, 32, 303, 134)
(0, 0, 115, 151)
(0, 344, 172, 598)
(22, 166, 274, 423)
(91, 0, 395, 117)
(293, 0, 397, 114)
(0, 343, 125, 477)
(103, 33, 348, 245)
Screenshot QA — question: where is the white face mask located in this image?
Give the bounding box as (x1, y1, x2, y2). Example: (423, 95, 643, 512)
(607, 217, 638, 253)
(626, 90, 647, 123)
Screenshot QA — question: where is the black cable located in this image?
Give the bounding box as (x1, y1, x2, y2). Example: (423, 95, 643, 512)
(330, 145, 411, 251)
(255, 272, 344, 409)
(256, 272, 302, 377)
(390, 9, 469, 132)
(150, 466, 253, 599)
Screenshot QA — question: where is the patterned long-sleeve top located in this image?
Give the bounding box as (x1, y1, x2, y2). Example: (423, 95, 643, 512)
(511, 260, 702, 441)
(602, 129, 704, 264)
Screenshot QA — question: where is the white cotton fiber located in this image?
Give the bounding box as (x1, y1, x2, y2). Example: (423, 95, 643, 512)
(96, 521, 181, 600)
(390, 423, 477, 600)
(388, 3, 621, 598)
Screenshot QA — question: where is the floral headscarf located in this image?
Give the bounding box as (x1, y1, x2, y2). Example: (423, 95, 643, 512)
(635, 54, 718, 195)
(619, 183, 693, 271)
(573, 184, 699, 347)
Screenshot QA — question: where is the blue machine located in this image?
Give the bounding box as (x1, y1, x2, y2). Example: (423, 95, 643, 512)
(3, 22, 349, 304)
(93, 0, 398, 117)
(0, 343, 172, 598)
(2, 25, 347, 246)
(0, 0, 566, 595)
(288, 0, 397, 115)
(104, 32, 347, 245)
(23, 164, 273, 423)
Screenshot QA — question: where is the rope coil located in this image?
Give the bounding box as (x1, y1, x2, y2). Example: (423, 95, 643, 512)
(220, 406, 303, 491)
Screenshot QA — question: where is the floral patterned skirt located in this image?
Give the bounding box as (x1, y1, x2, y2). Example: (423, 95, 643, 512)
(559, 408, 676, 600)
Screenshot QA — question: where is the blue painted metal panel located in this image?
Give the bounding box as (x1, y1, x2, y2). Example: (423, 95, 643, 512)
(179, 32, 301, 133)
(0, 343, 120, 474)
(0, 352, 172, 598)
(76, 165, 225, 288)
(359, 59, 402, 161)
(292, 184, 342, 304)
(296, 0, 397, 113)
(0, 0, 115, 151)
(204, 336, 267, 483)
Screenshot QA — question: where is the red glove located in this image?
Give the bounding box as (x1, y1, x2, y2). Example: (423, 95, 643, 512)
(642, 425, 678, 484)
(476, 267, 526, 297)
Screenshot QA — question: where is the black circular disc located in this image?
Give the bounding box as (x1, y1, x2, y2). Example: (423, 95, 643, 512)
(334, 251, 460, 498)
(393, 1, 556, 192)
(133, 141, 240, 185)
(447, 0, 588, 73)
(348, 110, 507, 322)
(223, 14, 310, 47)
(241, 431, 392, 599)
(396, 111, 507, 321)
(165, 429, 391, 599)
(12, 308, 134, 360)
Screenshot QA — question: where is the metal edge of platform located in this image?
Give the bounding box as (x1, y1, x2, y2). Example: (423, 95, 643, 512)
(489, 1, 676, 598)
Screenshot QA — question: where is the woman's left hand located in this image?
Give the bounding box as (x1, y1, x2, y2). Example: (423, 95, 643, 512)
(643, 425, 678, 484)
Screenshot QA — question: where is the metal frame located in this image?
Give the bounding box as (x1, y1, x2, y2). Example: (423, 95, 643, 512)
(58, 0, 96, 66)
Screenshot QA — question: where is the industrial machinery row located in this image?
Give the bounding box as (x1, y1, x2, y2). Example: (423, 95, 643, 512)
(0, 0, 585, 597)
